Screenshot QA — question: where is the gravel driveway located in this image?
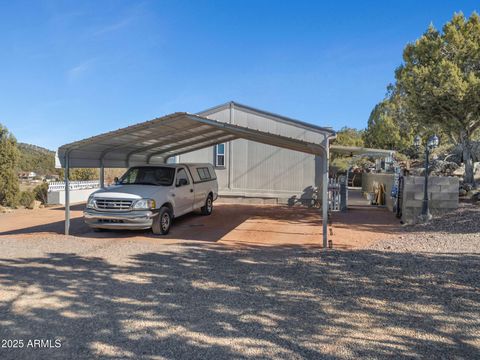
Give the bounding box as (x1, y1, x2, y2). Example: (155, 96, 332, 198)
(368, 203, 480, 253)
(0, 204, 479, 359)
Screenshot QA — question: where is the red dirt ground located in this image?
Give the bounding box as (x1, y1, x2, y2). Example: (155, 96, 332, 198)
(0, 203, 401, 249)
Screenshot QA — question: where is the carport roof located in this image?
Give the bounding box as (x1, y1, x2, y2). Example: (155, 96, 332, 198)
(330, 145, 394, 158)
(58, 112, 330, 168)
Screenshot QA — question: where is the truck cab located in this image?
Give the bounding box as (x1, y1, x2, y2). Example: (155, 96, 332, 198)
(84, 163, 218, 234)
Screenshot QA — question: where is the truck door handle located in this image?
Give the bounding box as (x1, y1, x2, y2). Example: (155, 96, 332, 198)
(190, 189, 193, 192)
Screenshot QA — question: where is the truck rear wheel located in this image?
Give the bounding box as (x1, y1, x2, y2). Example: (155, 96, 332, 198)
(201, 194, 213, 215)
(152, 206, 172, 235)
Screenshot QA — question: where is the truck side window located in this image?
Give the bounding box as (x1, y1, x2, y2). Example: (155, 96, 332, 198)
(197, 167, 211, 181)
(176, 168, 190, 186)
(123, 168, 138, 184)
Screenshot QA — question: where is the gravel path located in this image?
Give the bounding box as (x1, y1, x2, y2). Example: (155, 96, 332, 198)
(0, 229, 479, 359)
(0, 204, 479, 359)
(367, 203, 480, 253)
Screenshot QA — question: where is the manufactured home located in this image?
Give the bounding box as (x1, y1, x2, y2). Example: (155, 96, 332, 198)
(178, 101, 334, 203)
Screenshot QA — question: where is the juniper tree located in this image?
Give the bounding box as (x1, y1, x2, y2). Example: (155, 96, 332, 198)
(395, 12, 480, 183)
(0, 124, 20, 206)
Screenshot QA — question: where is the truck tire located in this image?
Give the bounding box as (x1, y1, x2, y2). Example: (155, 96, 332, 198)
(152, 206, 172, 235)
(201, 194, 213, 215)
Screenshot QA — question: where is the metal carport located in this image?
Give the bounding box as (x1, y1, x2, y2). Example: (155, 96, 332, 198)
(58, 112, 333, 247)
(330, 145, 394, 158)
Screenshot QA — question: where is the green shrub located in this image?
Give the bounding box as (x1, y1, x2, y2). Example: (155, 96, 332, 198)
(0, 171, 19, 207)
(0, 124, 20, 207)
(33, 182, 49, 204)
(19, 191, 35, 208)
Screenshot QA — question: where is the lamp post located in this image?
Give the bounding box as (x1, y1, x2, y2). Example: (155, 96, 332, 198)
(414, 134, 439, 221)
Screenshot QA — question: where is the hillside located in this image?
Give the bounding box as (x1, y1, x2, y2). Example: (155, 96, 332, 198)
(17, 143, 57, 176)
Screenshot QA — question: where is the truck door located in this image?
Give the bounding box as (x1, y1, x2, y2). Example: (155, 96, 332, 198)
(174, 167, 194, 216)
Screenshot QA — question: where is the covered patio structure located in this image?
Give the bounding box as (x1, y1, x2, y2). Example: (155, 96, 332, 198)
(58, 112, 334, 247)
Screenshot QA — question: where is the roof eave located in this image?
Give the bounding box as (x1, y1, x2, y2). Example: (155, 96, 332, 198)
(197, 101, 335, 135)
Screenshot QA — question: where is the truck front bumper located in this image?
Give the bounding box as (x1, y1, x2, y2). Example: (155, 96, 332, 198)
(84, 209, 156, 230)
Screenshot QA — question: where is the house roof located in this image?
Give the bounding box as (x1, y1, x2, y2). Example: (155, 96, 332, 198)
(198, 101, 335, 135)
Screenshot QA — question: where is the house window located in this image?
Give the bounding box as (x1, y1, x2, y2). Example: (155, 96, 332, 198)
(215, 143, 225, 167)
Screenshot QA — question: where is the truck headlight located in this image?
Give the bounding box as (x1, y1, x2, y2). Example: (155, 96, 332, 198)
(133, 199, 156, 210)
(86, 196, 96, 209)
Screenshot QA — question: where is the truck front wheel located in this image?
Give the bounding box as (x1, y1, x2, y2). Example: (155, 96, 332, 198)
(201, 194, 213, 215)
(152, 207, 172, 235)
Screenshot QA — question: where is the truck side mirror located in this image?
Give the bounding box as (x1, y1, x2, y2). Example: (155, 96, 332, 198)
(177, 178, 188, 187)
(114, 177, 119, 185)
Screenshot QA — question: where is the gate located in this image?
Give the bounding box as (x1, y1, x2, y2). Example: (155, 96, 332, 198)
(328, 178, 341, 211)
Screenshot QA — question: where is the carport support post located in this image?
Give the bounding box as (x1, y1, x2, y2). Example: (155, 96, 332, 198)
(64, 154, 70, 235)
(100, 160, 105, 188)
(322, 151, 329, 249)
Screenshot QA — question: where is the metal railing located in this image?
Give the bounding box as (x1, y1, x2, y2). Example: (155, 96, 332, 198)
(48, 180, 100, 192)
(328, 178, 341, 211)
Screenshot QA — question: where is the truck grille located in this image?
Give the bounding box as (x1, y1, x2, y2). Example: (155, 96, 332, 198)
(95, 199, 133, 211)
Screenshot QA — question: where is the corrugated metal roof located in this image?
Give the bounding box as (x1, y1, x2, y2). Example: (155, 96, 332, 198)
(197, 101, 335, 135)
(330, 145, 394, 157)
(58, 112, 329, 168)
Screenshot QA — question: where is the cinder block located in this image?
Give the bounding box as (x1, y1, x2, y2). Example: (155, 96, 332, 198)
(440, 184, 459, 193)
(429, 177, 451, 185)
(435, 176, 459, 185)
(428, 185, 441, 192)
(404, 199, 423, 207)
(413, 176, 425, 184)
(430, 192, 458, 201)
(404, 184, 424, 192)
(411, 192, 428, 200)
(401, 194, 459, 223)
(404, 188, 455, 201)
(410, 176, 459, 186)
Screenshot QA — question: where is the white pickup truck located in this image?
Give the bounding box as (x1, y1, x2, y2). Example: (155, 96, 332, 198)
(84, 163, 218, 235)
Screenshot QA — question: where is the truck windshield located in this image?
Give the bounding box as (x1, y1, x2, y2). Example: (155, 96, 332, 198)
(118, 167, 175, 186)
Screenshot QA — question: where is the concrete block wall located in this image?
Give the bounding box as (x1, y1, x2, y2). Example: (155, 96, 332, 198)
(401, 176, 459, 224)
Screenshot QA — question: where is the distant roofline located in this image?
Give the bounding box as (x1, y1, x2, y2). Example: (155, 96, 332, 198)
(330, 145, 395, 157)
(197, 101, 335, 135)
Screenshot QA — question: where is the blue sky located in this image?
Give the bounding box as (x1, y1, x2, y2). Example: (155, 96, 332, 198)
(0, 0, 478, 150)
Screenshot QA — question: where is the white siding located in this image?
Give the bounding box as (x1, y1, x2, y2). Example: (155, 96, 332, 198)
(178, 105, 323, 200)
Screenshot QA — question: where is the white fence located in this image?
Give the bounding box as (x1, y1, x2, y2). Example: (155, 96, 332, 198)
(47, 180, 100, 205)
(48, 180, 100, 192)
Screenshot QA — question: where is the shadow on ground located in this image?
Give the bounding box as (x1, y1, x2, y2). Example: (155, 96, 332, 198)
(331, 206, 401, 234)
(0, 205, 326, 243)
(0, 204, 402, 249)
(0, 246, 478, 359)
